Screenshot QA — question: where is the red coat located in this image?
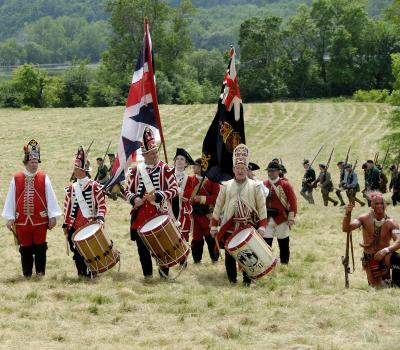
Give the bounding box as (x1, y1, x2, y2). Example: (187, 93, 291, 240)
(14, 171, 48, 226)
(190, 176, 220, 241)
(190, 176, 220, 207)
(263, 178, 297, 225)
(125, 160, 178, 230)
(176, 174, 195, 235)
(63, 179, 106, 230)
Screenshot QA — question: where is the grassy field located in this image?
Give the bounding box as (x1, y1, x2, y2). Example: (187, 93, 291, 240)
(0, 102, 399, 350)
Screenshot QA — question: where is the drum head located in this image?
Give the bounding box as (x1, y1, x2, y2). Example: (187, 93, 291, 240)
(140, 214, 169, 232)
(227, 227, 252, 249)
(74, 223, 101, 241)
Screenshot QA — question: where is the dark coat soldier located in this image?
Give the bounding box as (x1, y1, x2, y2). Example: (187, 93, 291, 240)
(300, 159, 316, 204)
(335, 161, 347, 206)
(343, 164, 365, 206)
(366, 160, 380, 191)
(313, 164, 338, 206)
(389, 165, 400, 206)
(94, 157, 109, 185)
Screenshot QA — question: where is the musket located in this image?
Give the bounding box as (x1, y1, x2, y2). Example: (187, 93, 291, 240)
(102, 141, 112, 162)
(325, 147, 335, 170)
(70, 140, 95, 182)
(353, 159, 358, 171)
(344, 146, 351, 166)
(342, 229, 353, 288)
(374, 152, 379, 164)
(309, 145, 324, 167)
(381, 146, 390, 169)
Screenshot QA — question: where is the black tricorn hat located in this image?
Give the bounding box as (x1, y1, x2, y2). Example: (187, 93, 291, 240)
(319, 163, 327, 169)
(266, 161, 280, 171)
(194, 158, 202, 166)
(248, 162, 260, 171)
(174, 148, 195, 165)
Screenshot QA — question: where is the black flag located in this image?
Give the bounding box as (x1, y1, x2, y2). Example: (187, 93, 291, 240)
(201, 47, 245, 183)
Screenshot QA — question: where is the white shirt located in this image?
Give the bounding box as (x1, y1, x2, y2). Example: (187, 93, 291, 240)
(2, 170, 61, 221)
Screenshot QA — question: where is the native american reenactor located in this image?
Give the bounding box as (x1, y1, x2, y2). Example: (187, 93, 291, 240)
(313, 163, 339, 206)
(389, 165, 400, 206)
(94, 157, 109, 185)
(63, 145, 107, 277)
(343, 164, 365, 206)
(172, 148, 195, 242)
(300, 159, 316, 204)
(2, 140, 61, 277)
(211, 144, 267, 285)
(335, 161, 347, 206)
(125, 128, 178, 279)
(342, 192, 400, 287)
(190, 158, 220, 263)
(263, 161, 297, 264)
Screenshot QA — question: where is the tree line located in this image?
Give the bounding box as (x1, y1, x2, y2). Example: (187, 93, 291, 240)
(0, 0, 399, 108)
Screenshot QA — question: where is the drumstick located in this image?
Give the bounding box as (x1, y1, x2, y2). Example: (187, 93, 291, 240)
(63, 228, 69, 256)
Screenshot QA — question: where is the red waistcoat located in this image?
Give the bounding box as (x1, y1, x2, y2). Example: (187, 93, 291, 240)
(14, 171, 48, 226)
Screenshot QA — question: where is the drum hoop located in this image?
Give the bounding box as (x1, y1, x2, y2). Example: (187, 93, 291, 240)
(137, 212, 170, 235)
(138, 214, 190, 268)
(72, 220, 99, 242)
(252, 259, 277, 279)
(225, 224, 255, 252)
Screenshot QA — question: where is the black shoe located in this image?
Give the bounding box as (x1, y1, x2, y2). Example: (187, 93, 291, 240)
(334, 201, 339, 206)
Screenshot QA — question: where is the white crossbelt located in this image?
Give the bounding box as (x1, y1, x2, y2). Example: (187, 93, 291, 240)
(138, 162, 159, 208)
(72, 182, 92, 218)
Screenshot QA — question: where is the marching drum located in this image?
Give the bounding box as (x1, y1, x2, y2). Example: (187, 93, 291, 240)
(138, 214, 190, 268)
(72, 222, 120, 274)
(225, 226, 277, 279)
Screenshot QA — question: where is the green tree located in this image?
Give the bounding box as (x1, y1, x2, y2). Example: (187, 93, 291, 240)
(239, 16, 288, 101)
(12, 64, 48, 107)
(59, 61, 92, 107)
(283, 5, 317, 98)
(0, 38, 26, 65)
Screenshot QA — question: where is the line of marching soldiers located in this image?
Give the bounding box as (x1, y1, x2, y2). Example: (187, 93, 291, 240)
(300, 157, 400, 207)
(2, 135, 297, 286)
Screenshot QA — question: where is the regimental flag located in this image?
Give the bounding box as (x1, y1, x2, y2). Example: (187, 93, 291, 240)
(201, 47, 245, 183)
(106, 17, 165, 189)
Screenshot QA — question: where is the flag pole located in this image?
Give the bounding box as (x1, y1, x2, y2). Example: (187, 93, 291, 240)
(144, 17, 168, 164)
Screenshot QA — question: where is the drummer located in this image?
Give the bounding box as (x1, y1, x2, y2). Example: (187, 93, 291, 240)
(63, 145, 107, 277)
(210, 144, 267, 286)
(125, 127, 179, 279)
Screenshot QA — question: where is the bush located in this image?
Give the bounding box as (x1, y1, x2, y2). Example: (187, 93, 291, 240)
(353, 89, 391, 103)
(88, 82, 121, 107)
(0, 80, 22, 107)
(389, 90, 400, 106)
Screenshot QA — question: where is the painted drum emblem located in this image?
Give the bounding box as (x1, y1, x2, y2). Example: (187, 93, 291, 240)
(237, 249, 259, 268)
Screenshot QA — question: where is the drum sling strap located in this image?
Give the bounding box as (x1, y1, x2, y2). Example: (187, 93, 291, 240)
(270, 182, 289, 221)
(72, 182, 92, 219)
(138, 162, 160, 209)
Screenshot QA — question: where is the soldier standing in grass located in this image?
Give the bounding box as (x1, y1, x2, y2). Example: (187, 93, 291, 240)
(125, 128, 178, 279)
(313, 163, 338, 207)
(63, 145, 107, 277)
(211, 144, 267, 285)
(94, 157, 109, 185)
(300, 159, 316, 204)
(263, 162, 297, 264)
(389, 165, 400, 206)
(343, 192, 400, 287)
(2, 140, 61, 277)
(172, 148, 195, 242)
(190, 158, 220, 263)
